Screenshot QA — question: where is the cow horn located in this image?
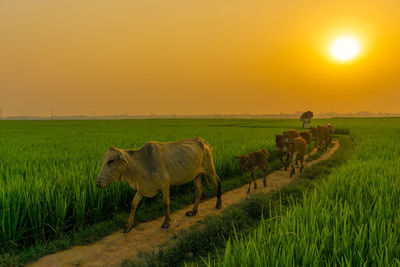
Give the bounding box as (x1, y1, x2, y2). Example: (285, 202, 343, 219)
(119, 151, 128, 164)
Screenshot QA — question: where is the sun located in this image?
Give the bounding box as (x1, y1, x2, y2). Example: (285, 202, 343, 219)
(330, 36, 360, 62)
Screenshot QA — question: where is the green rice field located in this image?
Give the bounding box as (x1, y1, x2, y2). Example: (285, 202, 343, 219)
(1, 117, 399, 266)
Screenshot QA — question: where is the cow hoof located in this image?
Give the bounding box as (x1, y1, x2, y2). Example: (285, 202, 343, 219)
(185, 211, 196, 217)
(161, 222, 170, 229)
(216, 202, 222, 209)
(247, 189, 250, 194)
(123, 225, 133, 233)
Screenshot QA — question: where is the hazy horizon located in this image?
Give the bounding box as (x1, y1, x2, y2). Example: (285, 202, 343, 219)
(1, 1, 400, 116)
(2, 110, 399, 119)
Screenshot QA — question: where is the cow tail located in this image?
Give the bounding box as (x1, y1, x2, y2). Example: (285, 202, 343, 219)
(204, 174, 211, 187)
(202, 140, 218, 189)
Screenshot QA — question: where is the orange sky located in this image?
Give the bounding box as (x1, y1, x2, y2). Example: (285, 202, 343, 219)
(1, 0, 400, 116)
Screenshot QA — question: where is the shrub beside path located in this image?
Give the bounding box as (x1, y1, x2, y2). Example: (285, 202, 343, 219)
(29, 140, 340, 267)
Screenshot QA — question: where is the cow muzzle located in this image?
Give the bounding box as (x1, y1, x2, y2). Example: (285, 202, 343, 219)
(96, 178, 105, 188)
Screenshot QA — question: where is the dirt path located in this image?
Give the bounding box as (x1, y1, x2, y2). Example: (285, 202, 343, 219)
(29, 140, 339, 267)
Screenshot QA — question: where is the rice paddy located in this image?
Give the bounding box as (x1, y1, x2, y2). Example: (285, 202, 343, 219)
(2, 117, 399, 266)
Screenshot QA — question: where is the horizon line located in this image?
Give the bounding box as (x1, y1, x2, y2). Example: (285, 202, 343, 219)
(1, 111, 400, 120)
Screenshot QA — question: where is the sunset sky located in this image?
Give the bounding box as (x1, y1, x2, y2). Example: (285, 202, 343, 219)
(1, 0, 400, 116)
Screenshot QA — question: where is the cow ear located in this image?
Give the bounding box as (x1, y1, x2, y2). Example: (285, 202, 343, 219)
(119, 151, 128, 164)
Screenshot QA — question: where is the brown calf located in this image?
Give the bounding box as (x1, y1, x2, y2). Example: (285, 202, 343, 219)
(275, 135, 287, 166)
(236, 149, 269, 194)
(300, 131, 312, 151)
(282, 130, 301, 169)
(310, 126, 331, 150)
(283, 136, 306, 177)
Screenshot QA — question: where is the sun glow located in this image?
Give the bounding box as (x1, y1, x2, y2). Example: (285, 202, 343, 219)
(330, 36, 360, 62)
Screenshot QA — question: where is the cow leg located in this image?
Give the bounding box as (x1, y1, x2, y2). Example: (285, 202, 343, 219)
(203, 153, 222, 209)
(253, 170, 257, 190)
(161, 187, 171, 228)
(290, 153, 296, 177)
(263, 167, 267, 187)
(216, 176, 222, 209)
(284, 152, 290, 171)
(206, 171, 222, 209)
(279, 150, 284, 165)
(247, 172, 252, 194)
(124, 192, 143, 233)
(299, 155, 304, 172)
(186, 175, 203, 216)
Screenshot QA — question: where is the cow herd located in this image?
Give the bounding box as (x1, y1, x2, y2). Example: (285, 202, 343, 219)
(95, 124, 334, 232)
(236, 124, 335, 194)
(277, 124, 335, 174)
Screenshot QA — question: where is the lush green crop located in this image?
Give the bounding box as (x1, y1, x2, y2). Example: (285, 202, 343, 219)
(0, 119, 308, 249)
(196, 117, 400, 266)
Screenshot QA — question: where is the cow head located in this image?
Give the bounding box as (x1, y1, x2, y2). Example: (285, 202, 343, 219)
(235, 155, 249, 171)
(96, 147, 129, 188)
(282, 132, 294, 145)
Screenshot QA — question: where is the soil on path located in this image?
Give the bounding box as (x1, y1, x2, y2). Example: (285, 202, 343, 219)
(29, 140, 339, 267)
